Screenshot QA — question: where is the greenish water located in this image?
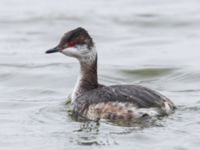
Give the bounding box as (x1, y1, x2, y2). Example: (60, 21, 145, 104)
(0, 0, 200, 150)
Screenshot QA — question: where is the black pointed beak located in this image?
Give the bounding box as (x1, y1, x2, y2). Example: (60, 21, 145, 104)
(45, 47, 61, 54)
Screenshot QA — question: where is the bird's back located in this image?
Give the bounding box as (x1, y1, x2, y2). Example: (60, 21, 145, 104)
(73, 84, 175, 121)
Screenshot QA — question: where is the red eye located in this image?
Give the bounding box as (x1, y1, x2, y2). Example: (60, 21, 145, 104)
(68, 41, 76, 47)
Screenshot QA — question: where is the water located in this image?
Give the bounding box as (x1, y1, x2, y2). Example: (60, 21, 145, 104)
(1, 0, 200, 149)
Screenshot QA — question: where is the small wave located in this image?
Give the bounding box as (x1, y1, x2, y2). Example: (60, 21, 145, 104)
(0, 63, 73, 69)
(172, 89, 200, 93)
(0, 14, 84, 24)
(120, 67, 176, 78)
(29, 102, 68, 124)
(111, 14, 200, 29)
(165, 70, 200, 83)
(178, 104, 200, 113)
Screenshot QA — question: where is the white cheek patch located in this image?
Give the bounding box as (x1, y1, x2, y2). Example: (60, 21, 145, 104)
(61, 44, 97, 62)
(61, 47, 80, 58)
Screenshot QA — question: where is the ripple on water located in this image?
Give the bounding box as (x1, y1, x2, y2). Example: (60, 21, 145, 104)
(100, 66, 178, 85)
(111, 14, 200, 29)
(179, 104, 200, 113)
(0, 15, 85, 24)
(1, 0, 200, 149)
(29, 102, 68, 125)
(0, 62, 72, 69)
(120, 67, 176, 78)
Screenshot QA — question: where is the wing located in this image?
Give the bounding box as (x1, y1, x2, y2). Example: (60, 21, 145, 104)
(75, 84, 175, 110)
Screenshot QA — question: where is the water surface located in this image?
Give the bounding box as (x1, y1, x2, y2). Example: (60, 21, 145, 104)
(1, 0, 200, 150)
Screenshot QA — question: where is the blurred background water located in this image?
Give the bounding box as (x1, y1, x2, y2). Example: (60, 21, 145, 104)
(0, 0, 200, 150)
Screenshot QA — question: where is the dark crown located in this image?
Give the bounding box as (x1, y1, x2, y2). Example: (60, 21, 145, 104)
(59, 27, 94, 49)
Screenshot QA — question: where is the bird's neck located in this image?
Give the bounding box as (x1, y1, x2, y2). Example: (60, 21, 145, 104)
(71, 52, 98, 102)
(79, 55, 98, 90)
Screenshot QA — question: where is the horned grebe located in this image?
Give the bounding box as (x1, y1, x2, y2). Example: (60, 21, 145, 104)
(46, 27, 175, 121)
